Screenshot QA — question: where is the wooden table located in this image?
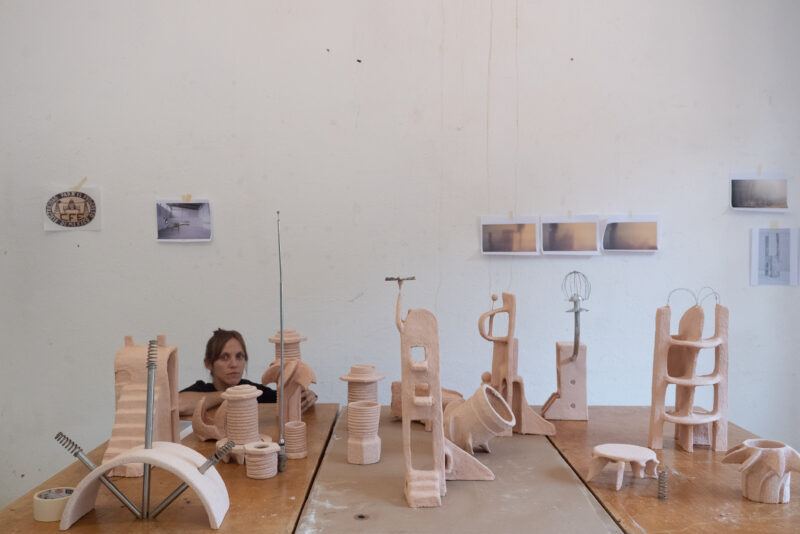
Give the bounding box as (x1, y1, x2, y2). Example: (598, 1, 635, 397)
(549, 406, 800, 533)
(297, 406, 621, 533)
(0, 403, 338, 534)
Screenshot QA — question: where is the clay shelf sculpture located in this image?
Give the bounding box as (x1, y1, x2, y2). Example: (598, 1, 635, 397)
(648, 288, 729, 452)
(478, 293, 555, 435)
(284, 421, 308, 459)
(542, 271, 590, 421)
(245, 441, 280, 480)
(261, 329, 316, 426)
(340, 364, 385, 405)
(586, 443, 659, 491)
(103, 335, 180, 477)
(444, 384, 515, 454)
(390, 381, 463, 431)
(347, 401, 382, 465)
(723, 439, 800, 504)
(388, 276, 493, 509)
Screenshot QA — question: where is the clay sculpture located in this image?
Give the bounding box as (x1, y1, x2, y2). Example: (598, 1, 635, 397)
(648, 290, 729, 452)
(723, 439, 800, 503)
(340, 364, 385, 404)
(192, 398, 227, 442)
(444, 384, 515, 454)
(586, 443, 659, 491)
(245, 441, 280, 480)
(478, 293, 555, 435)
(261, 330, 316, 425)
(347, 401, 382, 464)
(390, 381, 464, 430)
(103, 335, 180, 477)
(284, 421, 308, 459)
(214, 384, 269, 464)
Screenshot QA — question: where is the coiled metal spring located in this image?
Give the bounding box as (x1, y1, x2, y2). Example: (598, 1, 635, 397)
(147, 339, 158, 369)
(54, 431, 83, 456)
(657, 465, 669, 500)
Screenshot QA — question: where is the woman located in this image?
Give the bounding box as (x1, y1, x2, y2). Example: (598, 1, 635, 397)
(179, 328, 316, 416)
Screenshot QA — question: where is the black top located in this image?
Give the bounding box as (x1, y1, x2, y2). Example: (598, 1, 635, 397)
(181, 378, 277, 403)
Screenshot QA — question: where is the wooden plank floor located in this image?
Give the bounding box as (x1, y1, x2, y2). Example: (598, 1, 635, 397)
(0, 403, 338, 534)
(549, 406, 800, 533)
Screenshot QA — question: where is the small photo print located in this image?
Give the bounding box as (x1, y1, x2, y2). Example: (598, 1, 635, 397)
(157, 200, 212, 242)
(541, 216, 599, 255)
(750, 228, 798, 286)
(731, 177, 788, 210)
(480, 216, 539, 255)
(601, 216, 658, 252)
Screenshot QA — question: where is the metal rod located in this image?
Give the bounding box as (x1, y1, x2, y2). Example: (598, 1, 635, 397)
(142, 339, 158, 518)
(55, 432, 142, 519)
(277, 211, 287, 472)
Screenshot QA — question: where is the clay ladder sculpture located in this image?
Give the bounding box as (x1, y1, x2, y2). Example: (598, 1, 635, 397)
(387, 276, 493, 509)
(479, 293, 555, 435)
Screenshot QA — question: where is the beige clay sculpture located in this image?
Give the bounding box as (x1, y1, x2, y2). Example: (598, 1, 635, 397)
(284, 421, 308, 459)
(103, 335, 180, 477)
(390, 381, 464, 431)
(478, 293, 555, 435)
(213, 384, 269, 464)
(648, 295, 729, 452)
(444, 384, 515, 454)
(191, 398, 227, 442)
(586, 443, 659, 491)
(347, 401, 382, 465)
(390, 277, 493, 508)
(723, 439, 800, 504)
(245, 441, 280, 480)
(261, 330, 316, 425)
(540, 342, 588, 421)
(340, 364, 385, 404)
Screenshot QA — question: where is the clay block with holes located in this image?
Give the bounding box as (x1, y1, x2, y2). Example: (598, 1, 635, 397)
(541, 342, 588, 420)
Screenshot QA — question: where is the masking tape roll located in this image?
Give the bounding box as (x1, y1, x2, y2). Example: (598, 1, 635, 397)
(33, 487, 73, 522)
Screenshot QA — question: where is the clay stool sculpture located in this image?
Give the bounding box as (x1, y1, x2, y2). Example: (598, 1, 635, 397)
(444, 384, 515, 454)
(347, 401, 382, 464)
(261, 330, 316, 425)
(478, 293, 555, 435)
(284, 421, 308, 459)
(340, 364, 385, 404)
(723, 439, 800, 503)
(648, 295, 729, 452)
(192, 398, 227, 442)
(103, 335, 180, 476)
(586, 443, 659, 491)
(245, 441, 280, 480)
(389, 277, 493, 509)
(390, 381, 464, 430)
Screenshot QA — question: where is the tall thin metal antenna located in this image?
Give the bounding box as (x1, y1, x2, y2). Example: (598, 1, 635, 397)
(277, 211, 287, 472)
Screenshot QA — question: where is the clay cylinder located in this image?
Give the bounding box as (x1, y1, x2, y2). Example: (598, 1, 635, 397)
(348, 381, 378, 404)
(245, 441, 279, 479)
(284, 421, 308, 459)
(347, 401, 381, 465)
(444, 384, 515, 454)
(221, 384, 262, 445)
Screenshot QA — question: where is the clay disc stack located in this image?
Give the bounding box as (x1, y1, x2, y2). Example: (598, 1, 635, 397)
(245, 441, 280, 479)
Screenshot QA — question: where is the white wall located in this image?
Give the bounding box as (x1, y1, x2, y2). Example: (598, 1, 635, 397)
(2, 0, 799, 507)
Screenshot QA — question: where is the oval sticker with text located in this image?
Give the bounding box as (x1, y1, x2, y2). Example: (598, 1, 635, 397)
(45, 191, 97, 227)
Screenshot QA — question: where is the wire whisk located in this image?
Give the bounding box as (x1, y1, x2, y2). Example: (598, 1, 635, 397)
(562, 271, 591, 303)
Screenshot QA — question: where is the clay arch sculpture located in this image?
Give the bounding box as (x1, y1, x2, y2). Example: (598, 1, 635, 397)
(723, 439, 800, 503)
(261, 329, 316, 425)
(60, 442, 229, 530)
(103, 335, 180, 476)
(478, 293, 555, 435)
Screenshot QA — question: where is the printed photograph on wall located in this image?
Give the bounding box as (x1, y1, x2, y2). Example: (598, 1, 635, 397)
(601, 216, 658, 252)
(750, 228, 798, 286)
(731, 176, 788, 211)
(480, 216, 539, 255)
(156, 200, 212, 242)
(541, 216, 599, 255)
(43, 186, 102, 231)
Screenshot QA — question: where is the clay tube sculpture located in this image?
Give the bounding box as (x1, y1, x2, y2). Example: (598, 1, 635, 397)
(261, 330, 316, 425)
(347, 401, 382, 464)
(340, 364, 385, 404)
(444, 384, 515, 454)
(723, 439, 800, 503)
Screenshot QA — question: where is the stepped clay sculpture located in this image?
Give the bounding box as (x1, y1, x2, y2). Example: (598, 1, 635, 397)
(340, 364, 385, 404)
(390, 381, 464, 430)
(261, 329, 316, 425)
(387, 276, 493, 509)
(542, 272, 590, 421)
(192, 398, 227, 441)
(586, 443, 659, 491)
(723, 439, 800, 504)
(478, 293, 555, 435)
(245, 441, 280, 480)
(284, 421, 308, 459)
(444, 384, 515, 454)
(648, 288, 729, 452)
(103, 335, 180, 477)
(347, 401, 382, 464)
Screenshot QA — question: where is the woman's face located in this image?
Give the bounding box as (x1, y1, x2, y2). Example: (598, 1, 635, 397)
(207, 338, 246, 389)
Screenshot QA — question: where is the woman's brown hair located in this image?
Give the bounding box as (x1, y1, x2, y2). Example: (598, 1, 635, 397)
(205, 328, 249, 368)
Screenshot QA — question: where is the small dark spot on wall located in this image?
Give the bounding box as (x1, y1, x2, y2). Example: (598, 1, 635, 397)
(20, 473, 25, 478)
(570, 57, 574, 61)
(326, 48, 330, 52)
(76, 244, 80, 248)
(356, 59, 362, 63)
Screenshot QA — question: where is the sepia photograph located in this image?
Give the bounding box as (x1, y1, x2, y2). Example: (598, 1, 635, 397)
(602, 216, 658, 252)
(541, 216, 599, 255)
(157, 200, 212, 241)
(750, 228, 797, 286)
(731, 177, 788, 210)
(480, 216, 539, 255)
